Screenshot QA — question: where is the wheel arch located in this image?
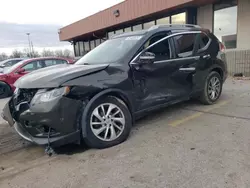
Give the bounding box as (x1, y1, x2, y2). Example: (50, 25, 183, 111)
(210, 66, 224, 80)
(81, 89, 134, 138)
(0, 81, 12, 91)
(0, 81, 12, 98)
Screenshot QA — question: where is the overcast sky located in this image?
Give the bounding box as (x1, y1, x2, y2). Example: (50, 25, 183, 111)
(0, 0, 124, 25)
(0, 1, 237, 54)
(0, 0, 124, 54)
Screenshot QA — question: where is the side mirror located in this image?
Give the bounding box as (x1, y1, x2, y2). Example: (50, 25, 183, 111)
(139, 52, 155, 62)
(16, 68, 25, 74)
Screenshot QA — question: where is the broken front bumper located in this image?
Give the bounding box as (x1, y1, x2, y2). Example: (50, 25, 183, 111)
(2, 96, 82, 147)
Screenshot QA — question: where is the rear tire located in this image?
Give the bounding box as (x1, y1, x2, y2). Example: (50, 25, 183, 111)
(0, 82, 11, 99)
(83, 96, 132, 149)
(199, 71, 222, 105)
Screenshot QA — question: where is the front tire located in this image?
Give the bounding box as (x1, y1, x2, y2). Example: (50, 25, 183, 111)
(83, 96, 132, 149)
(200, 71, 222, 105)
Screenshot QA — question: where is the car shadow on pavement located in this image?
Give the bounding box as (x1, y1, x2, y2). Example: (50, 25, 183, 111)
(54, 100, 201, 156)
(134, 99, 197, 126)
(54, 143, 88, 155)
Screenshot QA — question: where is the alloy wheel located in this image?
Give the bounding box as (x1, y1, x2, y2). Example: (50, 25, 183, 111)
(90, 103, 125, 141)
(208, 76, 221, 100)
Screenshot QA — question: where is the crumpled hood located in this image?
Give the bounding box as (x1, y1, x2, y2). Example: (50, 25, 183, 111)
(15, 64, 109, 88)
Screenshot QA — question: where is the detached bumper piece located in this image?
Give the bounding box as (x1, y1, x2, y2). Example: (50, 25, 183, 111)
(13, 122, 80, 147)
(3, 92, 82, 147)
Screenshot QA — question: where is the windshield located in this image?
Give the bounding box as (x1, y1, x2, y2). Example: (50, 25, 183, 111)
(0, 60, 8, 66)
(76, 36, 143, 65)
(3, 60, 26, 74)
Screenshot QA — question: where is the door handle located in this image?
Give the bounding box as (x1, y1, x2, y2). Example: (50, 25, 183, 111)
(179, 67, 196, 71)
(202, 54, 211, 59)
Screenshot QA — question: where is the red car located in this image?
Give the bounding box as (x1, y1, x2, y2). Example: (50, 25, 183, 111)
(0, 57, 74, 98)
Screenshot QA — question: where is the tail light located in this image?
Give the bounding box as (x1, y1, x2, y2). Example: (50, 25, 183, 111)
(219, 42, 226, 52)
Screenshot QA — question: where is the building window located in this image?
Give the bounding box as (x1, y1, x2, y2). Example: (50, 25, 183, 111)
(171, 12, 186, 24)
(115, 29, 123, 34)
(108, 31, 115, 39)
(156, 17, 170, 25)
(74, 42, 80, 57)
(84, 41, 90, 52)
(95, 39, 101, 47)
(101, 39, 106, 43)
(214, 0, 237, 49)
(90, 40, 95, 50)
(143, 21, 155, 29)
(132, 24, 142, 31)
(124, 27, 132, 33)
(79, 42, 84, 56)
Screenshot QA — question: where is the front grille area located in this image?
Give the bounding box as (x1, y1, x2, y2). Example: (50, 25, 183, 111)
(12, 89, 38, 121)
(13, 89, 38, 107)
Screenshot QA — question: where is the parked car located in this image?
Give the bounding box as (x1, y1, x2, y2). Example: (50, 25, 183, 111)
(0, 57, 74, 98)
(0, 58, 25, 73)
(2, 24, 227, 150)
(72, 56, 83, 63)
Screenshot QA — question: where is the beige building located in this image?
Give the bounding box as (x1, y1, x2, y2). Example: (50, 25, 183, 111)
(59, 0, 250, 76)
(198, 0, 249, 50)
(59, 0, 249, 55)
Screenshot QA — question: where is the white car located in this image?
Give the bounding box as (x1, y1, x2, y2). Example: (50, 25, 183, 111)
(0, 58, 25, 73)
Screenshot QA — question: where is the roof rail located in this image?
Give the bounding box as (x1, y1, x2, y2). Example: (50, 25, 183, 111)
(148, 24, 201, 31)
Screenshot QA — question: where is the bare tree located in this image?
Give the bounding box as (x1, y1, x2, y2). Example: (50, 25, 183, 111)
(10, 49, 23, 58)
(62, 49, 72, 58)
(23, 48, 40, 58)
(31, 50, 40, 58)
(23, 48, 31, 58)
(41, 49, 55, 57)
(54, 49, 64, 57)
(0, 52, 8, 61)
(54, 49, 73, 58)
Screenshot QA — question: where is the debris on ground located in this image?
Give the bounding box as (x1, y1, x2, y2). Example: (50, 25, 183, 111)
(1, 166, 5, 170)
(233, 76, 250, 80)
(234, 73, 244, 77)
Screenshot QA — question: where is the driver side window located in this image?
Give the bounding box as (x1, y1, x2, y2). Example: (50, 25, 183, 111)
(144, 35, 171, 62)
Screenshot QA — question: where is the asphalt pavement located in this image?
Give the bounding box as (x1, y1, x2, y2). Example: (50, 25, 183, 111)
(0, 78, 250, 188)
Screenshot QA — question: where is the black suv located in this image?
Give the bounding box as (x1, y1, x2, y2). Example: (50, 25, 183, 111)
(3, 24, 227, 149)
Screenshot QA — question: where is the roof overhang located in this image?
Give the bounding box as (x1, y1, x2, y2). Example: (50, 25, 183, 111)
(59, 0, 217, 41)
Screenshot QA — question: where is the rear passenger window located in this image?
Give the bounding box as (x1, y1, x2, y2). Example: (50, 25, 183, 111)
(44, 60, 54, 66)
(174, 34, 196, 58)
(199, 33, 210, 50)
(45, 59, 67, 67)
(55, 60, 67, 65)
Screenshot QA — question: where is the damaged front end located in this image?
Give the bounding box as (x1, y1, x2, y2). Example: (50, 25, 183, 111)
(2, 87, 82, 147)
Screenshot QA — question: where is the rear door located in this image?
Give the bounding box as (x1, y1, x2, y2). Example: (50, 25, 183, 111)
(171, 31, 213, 94)
(168, 32, 203, 98)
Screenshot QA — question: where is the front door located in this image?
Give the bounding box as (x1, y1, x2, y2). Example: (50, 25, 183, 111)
(131, 31, 203, 112)
(9, 60, 45, 85)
